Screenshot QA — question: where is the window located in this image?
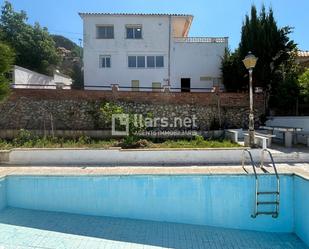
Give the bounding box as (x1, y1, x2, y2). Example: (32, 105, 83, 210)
(100, 55, 111, 68)
(156, 56, 164, 68)
(97, 26, 114, 39)
(126, 26, 142, 39)
(128, 56, 137, 68)
(200, 76, 212, 81)
(128, 55, 164, 68)
(152, 82, 161, 92)
(137, 56, 145, 68)
(147, 56, 155, 68)
(131, 80, 140, 91)
(128, 56, 145, 68)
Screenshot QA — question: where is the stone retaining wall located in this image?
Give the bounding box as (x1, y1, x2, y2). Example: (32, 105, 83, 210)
(0, 89, 265, 133)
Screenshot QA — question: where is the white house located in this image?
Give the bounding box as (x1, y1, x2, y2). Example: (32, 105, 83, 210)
(79, 13, 228, 92)
(12, 65, 72, 90)
(296, 51, 309, 68)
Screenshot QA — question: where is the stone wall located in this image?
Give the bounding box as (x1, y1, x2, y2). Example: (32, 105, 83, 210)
(0, 89, 265, 133)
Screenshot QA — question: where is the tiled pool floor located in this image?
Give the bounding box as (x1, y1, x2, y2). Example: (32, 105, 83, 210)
(0, 208, 307, 249)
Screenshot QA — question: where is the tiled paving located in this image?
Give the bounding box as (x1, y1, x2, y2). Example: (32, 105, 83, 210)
(0, 208, 307, 249)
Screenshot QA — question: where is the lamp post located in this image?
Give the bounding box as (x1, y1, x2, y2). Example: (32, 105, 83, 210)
(243, 52, 258, 148)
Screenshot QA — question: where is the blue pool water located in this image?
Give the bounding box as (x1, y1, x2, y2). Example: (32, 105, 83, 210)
(0, 174, 308, 248)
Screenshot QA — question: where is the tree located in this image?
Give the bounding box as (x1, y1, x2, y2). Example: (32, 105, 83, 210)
(222, 5, 297, 90)
(298, 68, 309, 102)
(221, 48, 245, 92)
(0, 1, 59, 75)
(268, 51, 301, 112)
(0, 42, 14, 101)
(221, 5, 300, 111)
(71, 62, 84, 89)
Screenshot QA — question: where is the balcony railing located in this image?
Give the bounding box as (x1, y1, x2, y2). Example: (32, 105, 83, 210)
(174, 37, 228, 43)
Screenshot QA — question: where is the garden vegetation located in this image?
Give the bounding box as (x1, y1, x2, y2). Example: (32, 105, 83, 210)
(0, 130, 240, 150)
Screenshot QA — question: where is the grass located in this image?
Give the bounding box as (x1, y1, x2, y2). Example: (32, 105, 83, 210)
(0, 138, 117, 150)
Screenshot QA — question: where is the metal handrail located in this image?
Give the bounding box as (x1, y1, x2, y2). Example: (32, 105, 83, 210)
(243, 149, 280, 218)
(242, 149, 258, 218)
(260, 149, 280, 218)
(260, 149, 279, 179)
(173, 37, 228, 43)
(242, 149, 259, 218)
(11, 84, 225, 93)
(242, 149, 257, 179)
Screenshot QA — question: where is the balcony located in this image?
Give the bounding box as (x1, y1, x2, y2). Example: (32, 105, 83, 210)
(173, 37, 228, 43)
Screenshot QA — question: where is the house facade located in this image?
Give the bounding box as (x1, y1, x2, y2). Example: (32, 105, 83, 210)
(79, 13, 228, 92)
(297, 51, 309, 68)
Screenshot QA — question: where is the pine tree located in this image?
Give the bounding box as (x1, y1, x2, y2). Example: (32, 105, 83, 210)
(222, 5, 300, 112)
(222, 5, 296, 90)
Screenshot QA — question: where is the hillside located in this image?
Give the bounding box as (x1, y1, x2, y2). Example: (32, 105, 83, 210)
(51, 35, 83, 89)
(52, 35, 82, 57)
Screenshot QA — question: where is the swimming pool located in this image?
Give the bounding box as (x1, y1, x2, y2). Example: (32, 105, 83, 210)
(0, 174, 308, 247)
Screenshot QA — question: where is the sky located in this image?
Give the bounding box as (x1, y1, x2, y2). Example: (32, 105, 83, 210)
(2, 0, 309, 51)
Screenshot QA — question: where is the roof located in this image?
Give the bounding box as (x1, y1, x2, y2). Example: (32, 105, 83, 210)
(78, 12, 193, 18)
(54, 70, 72, 80)
(297, 51, 309, 57)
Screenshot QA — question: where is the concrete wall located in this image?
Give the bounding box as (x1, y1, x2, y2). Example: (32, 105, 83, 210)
(0, 177, 6, 211)
(6, 174, 294, 233)
(13, 65, 54, 89)
(0, 150, 10, 163)
(12, 66, 72, 89)
(1, 173, 309, 246)
(4, 148, 309, 166)
(294, 176, 309, 246)
(54, 72, 73, 87)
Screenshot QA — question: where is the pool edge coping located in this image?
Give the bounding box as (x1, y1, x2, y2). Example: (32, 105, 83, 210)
(0, 171, 308, 181)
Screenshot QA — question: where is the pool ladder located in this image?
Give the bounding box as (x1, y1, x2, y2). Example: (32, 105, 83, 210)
(242, 149, 280, 218)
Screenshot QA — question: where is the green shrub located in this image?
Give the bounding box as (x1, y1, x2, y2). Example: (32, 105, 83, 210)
(77, 135, 91, 144)
(100, 102, 124, 127)
(100, 102, 150, 136)
(12, 129, 34, 146)
(0, 138, 10, 149)
(194, 135, 204, 145)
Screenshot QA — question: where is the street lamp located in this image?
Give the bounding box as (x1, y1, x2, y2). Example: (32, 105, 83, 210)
(243, 52, 258, 148)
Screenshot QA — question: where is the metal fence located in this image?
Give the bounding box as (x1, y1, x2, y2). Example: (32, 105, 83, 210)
(10, 83, 225, 93)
